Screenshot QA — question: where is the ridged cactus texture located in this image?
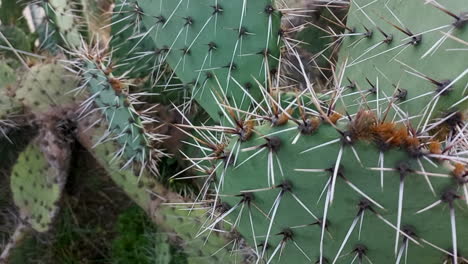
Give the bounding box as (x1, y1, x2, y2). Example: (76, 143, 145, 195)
(137, 0, 282, 120)
(80, 57, 161, 174)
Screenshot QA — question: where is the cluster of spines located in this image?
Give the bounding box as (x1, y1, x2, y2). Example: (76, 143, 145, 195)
(69, 46, 167, 176)
(181, 94, 467, 263)
(332, 0, 468, 129)
(109, 0, 161, 78)
(172, 4, 468, 258)
(35, 0, 83, 51)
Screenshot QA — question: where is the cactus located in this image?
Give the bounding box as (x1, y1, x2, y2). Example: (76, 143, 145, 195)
(78, 55, 163, 175)
(10, 129, 71, 233)
(42, 0, 81, 49)
(0, 62, 21, 127)
(14, 62, 81, 112)
(137, 0, 282, 120)
(0, 0, 467, 263)
(0, 25, 32, 58)
(180, 0, 468, 263)
(334, 0, 468, 126)
(195, 117, 467, 263)
(76, 112, 247, 263)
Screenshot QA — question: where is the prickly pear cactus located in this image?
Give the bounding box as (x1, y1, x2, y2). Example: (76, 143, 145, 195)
(137, 0, 282, 120)
(110, 0, 159, 78)
(14, 62, 81, 112)
(335, 0, 468, 127)
(205, 117, 467, 263)
(76, 113, 246, 263)
(10, 129, 72, 232)
(39, 0, 83, 50)
(79, 57, 162, 174)
(184, 1, 468, 263)
(0, 62, 21, 125)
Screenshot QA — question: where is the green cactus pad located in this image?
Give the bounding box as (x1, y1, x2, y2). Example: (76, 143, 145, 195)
(208, 119, 467, 263)
(137, 0, 282, 120)
(14, 62, 80, 112)
(335, 0, 468, 128)
(10, 133, 71, 232)
(0, 62, 21, 121)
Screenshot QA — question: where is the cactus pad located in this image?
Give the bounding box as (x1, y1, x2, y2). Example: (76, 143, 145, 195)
(0, 62, 21, 121)
(335, 0, 468, 128)
(195, 115, 468, 263)
(76, 113, 246, 263)
(14, 62, 80, 112)
(137, 0, 282, 120)
(10, 129, 72, 232)
(41, 0, 82, 50)
(110, 0, 159, 78)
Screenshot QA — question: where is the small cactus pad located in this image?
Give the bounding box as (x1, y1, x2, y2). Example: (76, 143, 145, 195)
(15, 62, 80, 112)
(198, 117, 468, 263)
(10, 129, 72, 232)
(137, 0, 282, 120)
(335, 0, 468, 127)
(80, 60, 159, 173)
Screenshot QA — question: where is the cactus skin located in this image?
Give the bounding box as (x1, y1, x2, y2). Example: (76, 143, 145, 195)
(335, 0, 468, 126)
(14, 62, 80, 112)
(203, 117, 467, 263)
(10, 128, 71, 232)
(0, 0, 466, 263)
(110, 0, 159, 78)
(137, 0, 282, 120)
(190, 2, 468, 262)
(80, 59, 161, 174)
